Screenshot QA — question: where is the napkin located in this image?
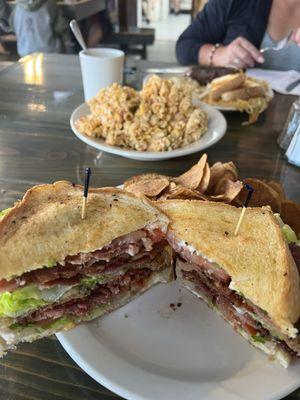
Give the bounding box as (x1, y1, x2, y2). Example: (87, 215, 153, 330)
(247, 68, 300, 96)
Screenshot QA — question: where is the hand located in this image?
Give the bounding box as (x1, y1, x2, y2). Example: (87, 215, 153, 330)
(291, 28, 300, 46)
(213, 37, 264, 69)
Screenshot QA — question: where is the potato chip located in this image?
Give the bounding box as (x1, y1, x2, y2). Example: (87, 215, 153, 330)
(124, 173, 170, 198)
(214, 179, 244, 202)
(122, 158, 295, 225)
(208, 161, 238, 194)
(281, 200, 300, 238)
(267, 181, 285, 200)
(206, 194, 233, 202)
(175, 154, 207, 190)
(197, 163, 211, 193)
(159, 185, 207, 201)
(124, 173, 170, 188)
(234, 178, 281, 213)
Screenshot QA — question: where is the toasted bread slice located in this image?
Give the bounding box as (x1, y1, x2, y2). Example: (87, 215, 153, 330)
(209, 73, 245, 101)
(0, 181, 169, 281)
(221, 86, 266, 102)
(157, 199, 300, 337)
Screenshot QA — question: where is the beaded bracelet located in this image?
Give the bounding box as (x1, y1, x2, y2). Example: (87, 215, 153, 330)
(209, 43, 221, 66)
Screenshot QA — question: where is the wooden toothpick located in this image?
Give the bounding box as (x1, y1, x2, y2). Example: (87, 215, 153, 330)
(81, 167, 91, 219)
(234, 184, 254, 236)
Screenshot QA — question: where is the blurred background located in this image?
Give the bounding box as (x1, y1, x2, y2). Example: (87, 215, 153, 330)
(0, 0, 208, 71)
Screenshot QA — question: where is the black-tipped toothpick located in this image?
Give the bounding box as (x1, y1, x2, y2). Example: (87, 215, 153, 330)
(81, 167, 91, 219)
(234, 184, 254, 236)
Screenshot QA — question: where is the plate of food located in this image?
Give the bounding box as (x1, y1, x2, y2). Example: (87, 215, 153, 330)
(70, 75, 227, 161)
(1, 158, 300, 400)
(199, 72, 274, 124)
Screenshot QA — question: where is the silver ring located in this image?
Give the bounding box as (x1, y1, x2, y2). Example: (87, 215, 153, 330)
(234, 57, 240, 65)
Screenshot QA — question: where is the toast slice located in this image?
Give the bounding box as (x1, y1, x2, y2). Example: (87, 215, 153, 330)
(221, 86, 266, 101)
(209, 73, 245, 101)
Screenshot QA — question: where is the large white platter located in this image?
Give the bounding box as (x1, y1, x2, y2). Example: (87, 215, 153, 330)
(57, 280, 300, 400)
(70, 102, 227, 161)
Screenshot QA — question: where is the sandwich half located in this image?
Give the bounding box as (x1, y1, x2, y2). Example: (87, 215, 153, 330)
(158, 200, 300, 367)
(0, 181, 173, 355)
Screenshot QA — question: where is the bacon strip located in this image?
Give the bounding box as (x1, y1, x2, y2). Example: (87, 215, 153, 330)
(17, 268, 152, 326)
(178, 259, 296, 356)
(0, 228, 165, 293)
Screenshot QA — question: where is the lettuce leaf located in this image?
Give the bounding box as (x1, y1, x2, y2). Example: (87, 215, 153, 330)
(0, 275, 110, 318)
(10, 316, 73, 333)
(0, 286, 47, 318)
(0, 283, 79, 318)
(80, 275, 107, 287)
(0, 208, 11, 219)
(45, 259, 57, 268)
(275, 214, 298, 244)
(251, 335, 266, 344)
(29, 316, 73, 332)
(281, 224, 298, 244)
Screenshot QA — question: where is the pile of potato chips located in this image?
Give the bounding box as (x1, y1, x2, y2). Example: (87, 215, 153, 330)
(123, 154, 300, 237)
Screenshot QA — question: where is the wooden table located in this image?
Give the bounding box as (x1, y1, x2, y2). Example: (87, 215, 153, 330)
(0, 53, 299, 400)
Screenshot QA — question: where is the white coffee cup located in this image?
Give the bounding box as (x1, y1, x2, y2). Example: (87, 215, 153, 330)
(79, 48, 125, 101)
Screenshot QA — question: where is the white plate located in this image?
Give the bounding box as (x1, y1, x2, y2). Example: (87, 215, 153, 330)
(57, 279, 300, 400)
(70, 102, 227, 161)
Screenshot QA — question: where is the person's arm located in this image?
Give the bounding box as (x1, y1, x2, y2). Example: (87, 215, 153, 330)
(176, 0, 264, 68)
(176, 0, 229, 65)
